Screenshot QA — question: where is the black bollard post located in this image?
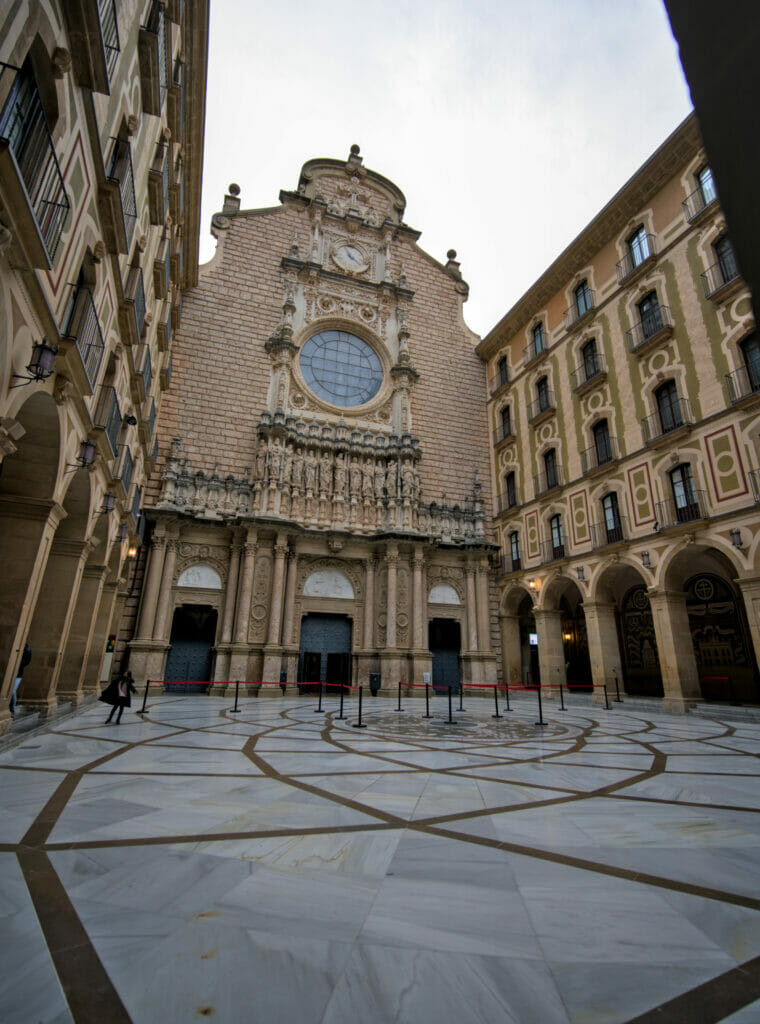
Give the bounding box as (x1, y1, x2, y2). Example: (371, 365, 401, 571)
(230, 680, 241, 713)
(535, 683, 545, 727)
(338, 687, 345, 720)
(492, 685, 502, 719)
(458, 684, 464, 711)
(424, 683, 431, 718)
(396, 680, 403, 712)
(352, 685, 367, 728)
(138, 679, 150, 715)
(614, 675, 622, 703)
(504, 684, 510, 711)
(559, 683, 566, 711)
(315, 681, 324, 713)
(445, 685, 457, 724)
(603, 684, 610, 709)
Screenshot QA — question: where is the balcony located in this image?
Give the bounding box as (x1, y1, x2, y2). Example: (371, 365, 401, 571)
(140, 396, 156, 446)
(580, 436, 618, 475)
(616, 234, 657, 284)
(702, 251, 742, 302)
(172, 284, 182, 327)
(523, 338, 547, 367)
(626, 305, 675, 355)
(121, 265, 146, 345)
(153, 238, 171, 299)
(92, 385, 122, 458)
(563, 290, 596, 332)
(146, 434, 159, 472)
(590, 516, 629, 549)
(133, 344, 152, 402)
(159, 351, 172, 389)
(64, 0, 120, 93)
(642, 397, 693, 444)
(148, 143, 170, 225)
(726, 365, 760, 405)
(570, 352, 607, 394)
(139, 0, 169, 116)
(683, 183, 718, 224)
(100, 137, 136, 253)
(168, 55, 185, 141)
(655, 490, 708, 530)
(168, 0, 185, 24)
(489, 364, 509, 396)
(62, 284, 105, 392)
(540, 539, 566, 564)
(112, 444, 133, 500)
(534, 466, 564, 497)
(749, 469, 760, 503)
(157, 303, 172, 351)
(497, 489, 520, 515)
(498, 553, 521, 575)
(0, 62, 70, 268)
(527, 390, 556, 425)
(129, 484, 143, 531)
(493, 421, 515, 447)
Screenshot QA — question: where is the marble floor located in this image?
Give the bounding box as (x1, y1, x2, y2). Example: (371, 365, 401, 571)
(2, 690, 760, 1023)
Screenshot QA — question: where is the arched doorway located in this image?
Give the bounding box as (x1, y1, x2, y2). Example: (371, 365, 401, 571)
(559, 593, 591, 689)
(517, 593, 539, 686)
(620, 584, 663, 696)
(429, 617, 461, 693)
(164, 604, 218, 692)
(298, 613, 352, 693)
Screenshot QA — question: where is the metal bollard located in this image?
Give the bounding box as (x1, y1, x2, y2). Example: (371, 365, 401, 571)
(338, 687, 345, 720)
(492, 685, 502, 719)
(504, 684, 510, 712)
(535, 683, 545, 726)
(603, 684, 610, 709)
(559, 683, 566, 711)
(138, 679, 150, 715)
(230, 679, 241, 713)
(396, 680, 403, 712)
(424, 683, 431, 718)
(458, 684, 464, 712)
(315, 681, 324, 713)
(614, 675, 622, 702)
(445, 685, 457, 725)
(352, 685, 367, 728)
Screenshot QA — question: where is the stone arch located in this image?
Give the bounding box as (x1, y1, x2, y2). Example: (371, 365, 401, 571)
(177, 563, 223, 590)
(303, 567, 355, 600)
(499, 583, 537, 687)
(593, 559, 662, 698)
(428, 582, 460, 605)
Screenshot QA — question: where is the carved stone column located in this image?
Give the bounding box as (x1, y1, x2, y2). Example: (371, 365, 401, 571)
(475, 557, 491, 653)
(280, 542, 299, 648)
(229, 529, 257, 682)
(363, 557, 375, 650)
(534, 608, 564, 699)
(412, 547, 425, 649)
(261, 532, 289, 690)
(220, 536, 242, 645)
(465, 563, 478, 651)
(385, 542, 398, 649)
(153, 539, 178, 641)
(584, 601, 623, 705)
(648, 588, 701, 711)
(136, 535, 166, 639)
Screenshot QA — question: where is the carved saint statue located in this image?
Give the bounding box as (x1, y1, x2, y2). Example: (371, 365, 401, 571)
(385, 459, 398, 500)
(334, 452, 347, 495)
(349, 456, 362, 497)
(304, 449, 317, 491)
(268, 437, 283, 484)
(401, 459, 415, 500)
(292, 447, 304, 489)
(362, 458, 374, 499)
(319, 450, 332, 494)
(374, 460, 386, 500)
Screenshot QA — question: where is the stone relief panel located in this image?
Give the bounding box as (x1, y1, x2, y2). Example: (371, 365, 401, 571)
(249, 553, 272, 642)
(397, 564, 409, 646)
(297, 557, 363, 601)
(176, 564, 223, 590)
(428, 583, 461, 605)
(175, 543, 228, 587)
(303, 568, 355, 599)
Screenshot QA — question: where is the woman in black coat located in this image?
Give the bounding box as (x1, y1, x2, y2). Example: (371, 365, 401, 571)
(99, 671, 137, 724)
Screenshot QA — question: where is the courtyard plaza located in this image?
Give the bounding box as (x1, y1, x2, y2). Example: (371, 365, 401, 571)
(2, 689, 760, 1023)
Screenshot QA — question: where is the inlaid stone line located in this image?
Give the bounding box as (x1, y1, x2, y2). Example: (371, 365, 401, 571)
(626, 951, 760, 1024)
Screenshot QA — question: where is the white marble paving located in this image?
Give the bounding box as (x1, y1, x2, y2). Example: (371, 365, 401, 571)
(0, 768, 67, 843)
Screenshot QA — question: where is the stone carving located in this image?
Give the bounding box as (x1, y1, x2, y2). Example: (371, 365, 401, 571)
(249, 553, 272, 641)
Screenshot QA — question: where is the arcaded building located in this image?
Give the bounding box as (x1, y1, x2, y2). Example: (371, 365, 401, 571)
(129, 147, 498, 693)
(479, 113, 760, 712)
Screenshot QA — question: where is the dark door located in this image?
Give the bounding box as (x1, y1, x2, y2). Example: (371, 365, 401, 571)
(164, 605, 217, 693)
(429, 618, 461, 694)
(298, 614, 352, 694)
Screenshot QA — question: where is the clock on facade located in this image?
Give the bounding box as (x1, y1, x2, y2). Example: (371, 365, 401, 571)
(299, 329, 383, 407)
(333, 243, 369, 273)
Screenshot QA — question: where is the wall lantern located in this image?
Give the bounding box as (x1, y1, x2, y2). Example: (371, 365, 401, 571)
(528, 579, 536, 590)
(640, 551, 651, 568)
(127, 544, 138, 559)
(563, 632, 573, 642)
(11, 337, 58, 387)
(576, 566, 585, 582)
(118, 522, 128, 541)
(66, 439, 97, 472)
(730, 528, 743, 548)
(98, 492, 116, 515)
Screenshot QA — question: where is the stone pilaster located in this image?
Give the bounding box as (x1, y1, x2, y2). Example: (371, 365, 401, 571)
(153, 539, 178, 640)
(534, 607, 564, 699)
(584, 601, 623, 705)
(261, 533, 289, 688)
(648, 588, 701, 711)
(229, 529, 257, 681)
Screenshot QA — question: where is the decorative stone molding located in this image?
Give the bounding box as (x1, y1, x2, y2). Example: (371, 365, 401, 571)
(51, 47, 72, 78)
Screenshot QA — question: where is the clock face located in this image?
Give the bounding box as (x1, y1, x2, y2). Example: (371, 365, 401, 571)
(334, 243, 368, 273)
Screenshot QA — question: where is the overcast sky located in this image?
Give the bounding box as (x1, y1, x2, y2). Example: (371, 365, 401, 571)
(199, 0, 693, 337)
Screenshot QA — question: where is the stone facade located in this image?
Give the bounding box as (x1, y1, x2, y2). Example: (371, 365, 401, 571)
(478, 113, 760, 711)
(130, 147, 498, 693)
(0, 0, 208, 733)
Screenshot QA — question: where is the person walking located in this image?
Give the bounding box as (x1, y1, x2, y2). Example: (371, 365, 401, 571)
(99, 670, 137, 724)
(10, 642, 32, 719)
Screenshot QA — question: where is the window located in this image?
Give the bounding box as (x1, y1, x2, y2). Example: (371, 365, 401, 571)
(715, 236, 739, 285)
(300, 329, 383, 406)
(602, 492, 623, 543)
(496, 355, 508, 388)
(638, 291, 662, 339)
(510, 531, 521, 569)
(536, 375, 550, 412)
(575, 280, 591, 318)
(581, 338, 600, 382)
(741, 334, 760, 392)
(670, 463, 699, 523)
(550, 514, 565, 558)
(593, 419, 613, 466)
(500, 406, 512, 439)
(532, 322, 545, 355)
(505, 471, 517, 509)
(627, 225, 650, 269)
(655, 380, 682, 434)
(697, 165, 716, 207)
(544, 448, 558, 490)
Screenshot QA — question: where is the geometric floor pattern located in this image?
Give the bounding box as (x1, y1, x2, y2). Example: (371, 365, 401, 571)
(2, 693, 760, 1023)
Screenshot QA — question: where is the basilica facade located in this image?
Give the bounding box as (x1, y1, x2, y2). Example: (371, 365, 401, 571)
(126, 146, 498, 694)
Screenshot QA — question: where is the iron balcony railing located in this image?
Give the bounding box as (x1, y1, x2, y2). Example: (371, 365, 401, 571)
(616, 233, 657, 283)
(494, 420, 515, 445)
(580, 436, 618, 474)
(570, 352, 606, 391)
(144, 396, 156, 439)
(626, 305, 674, 352)
(94, 385, 122, 457)
(523, 337, 546, 365)
(642, 397, 692, 443)
(144, 0, 169, 109)
(749, 469, 760, 503)
(0, 62, 71, 263)
(499, 553, 521, 575)
(131, 483, 142, 524)
(137, 344, 152, 396)
(115, 444, 134, 495)
(563, 289, 596, 330)
(489, 364, 510, 394)
(540, 539, 566, 564)
(702, 249, 741, 299)
(125, 265, 146, 339)
(534, 466, 564, 496)
(527, 390, 555, 422)
(497, 488, 520, 514)
(152, 435, 159, 464)
(683, 183, 718, 222)
(591, 515, 629, 549)
(98, 0, 120, 79)
(106, 137, 137, 247)
(62, 284, 105, 389)
(726, 365, 760, 404)
(162, 351, 172, 388)
(655, 489, 708, 529)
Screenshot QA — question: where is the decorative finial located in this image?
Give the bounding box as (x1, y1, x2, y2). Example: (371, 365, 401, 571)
(228, 183, 240, 196)
(350, 144, 360, 156)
